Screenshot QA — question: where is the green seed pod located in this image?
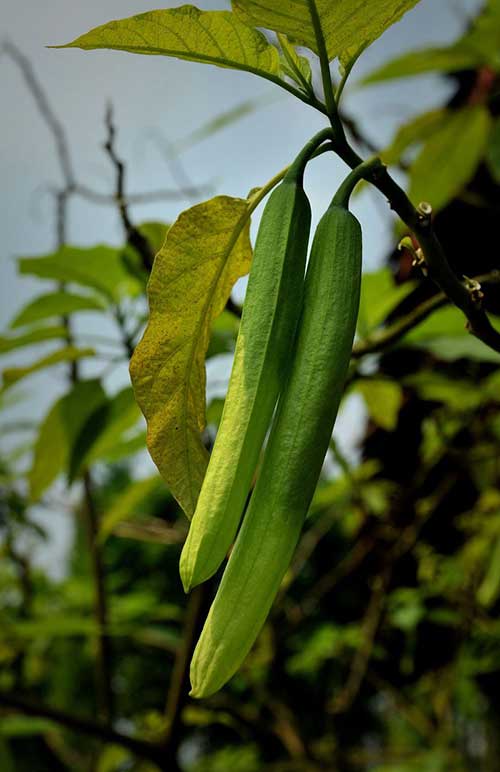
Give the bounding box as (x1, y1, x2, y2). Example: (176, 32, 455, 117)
(189, 158, 382, 698)
(180, 129, 333, 593)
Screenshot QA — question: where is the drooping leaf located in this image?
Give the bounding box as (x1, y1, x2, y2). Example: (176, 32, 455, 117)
(130, 196, 253, 517)
(18, 245, 140, 301)
(358, 268, 417, 335)
(28, 379, 107, 501)
(409, 106, 491, 212)
(355, 379, 403, 431)
(0, 325, 68, 354)
(10, 291, 106, 328)
(2, 346, 95, 391)
(381, 109, 447, 166)
(55, 7, 281, 83)
(233, 0, 420, 64)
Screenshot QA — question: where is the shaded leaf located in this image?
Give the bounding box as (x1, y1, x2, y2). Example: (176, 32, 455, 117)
(69, 386, 142, 480)
(10, 291, 106, 328)
(19, 245, 139, 301)
(277, 34, 312, 88)
(130, 196, 252, 517)
(0, 325, 68, 354)
(56, 7, 281, 83)
(409, 106, 491, 212)
(486, 117, 500, 182)
(2, 346, 94, 391)
(233, 0, 419, 63)
(206, 310, 240, 358)
(28, 380, 106, 501)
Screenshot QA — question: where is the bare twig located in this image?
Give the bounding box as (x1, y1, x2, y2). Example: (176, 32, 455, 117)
(104, 104, 155, 271)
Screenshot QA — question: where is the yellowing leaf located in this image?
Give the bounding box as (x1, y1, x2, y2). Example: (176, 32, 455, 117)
(55, 7, 281, 81)
(130, 196, 252, 517)
(233, 0, 419, 63)
(409, 106, 491, 212)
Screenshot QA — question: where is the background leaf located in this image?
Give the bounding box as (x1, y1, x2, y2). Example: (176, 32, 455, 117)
(10, 291, 105, 328)
(28, 379, 107, 501)
(2, 347, 94, 391)
(0, 326, 68, 354)
(19, 245, 140, 301)
(409, 105, 491, 212)
(130, 196, 252, 517)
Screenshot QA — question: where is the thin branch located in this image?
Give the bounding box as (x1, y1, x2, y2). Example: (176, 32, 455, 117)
(353, 270, 500, 358)
(104, 104, 154, 272)
(0, 692, 164, 765)
(161, 584, 209, 750)
(332, 137, 500, 355)
(83, 473, 114, 724)
(74, 182, 210, 205)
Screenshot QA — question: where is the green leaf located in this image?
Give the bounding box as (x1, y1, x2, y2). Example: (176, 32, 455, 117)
(233, 0, 420, 63)
(206, 310, 240, 358)
(28, 379, 106, 501)
(409, 106, 491, 212)
(355, 379, 403, 431)
(68, 386, 142, 480)
(10, 291, 106, 328)
(358, 268, 416, 334)
(0, 716, 56, 737)
(404, 306, 500, 363)
(2, 346, 94, 391)
(55, 7, 281, 83)
(362, 45, 482, 85)
(381, 109, 447, 166)
(0, 325, 68, 354)
(486, 117, 500, 182)
(277, 34, 312, 88)
(99, 475, 166, 542)
(18, 245, 139, 301)
(130, 196, 252, 517)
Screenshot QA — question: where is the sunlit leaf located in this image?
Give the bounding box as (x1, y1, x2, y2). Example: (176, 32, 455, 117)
(233, 0, 419, 64)
(355, 379, 403, 431)
(404, 306, 500, 362)
(28, 379, 106, 501)
(130, 196, 252, 517)
(55, 7, 281, 82)
(2, 346, 94, 391)
(409, 106, 491, 212)
(358, 268, 416, 335)
(0, 325, 68, 354)
(10, 291, 105, 328)
(18, 245, 140, 301)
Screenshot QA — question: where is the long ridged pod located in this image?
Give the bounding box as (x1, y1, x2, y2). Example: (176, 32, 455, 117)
(189, 158, 382, 698)
(180, 129, 333, 592)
